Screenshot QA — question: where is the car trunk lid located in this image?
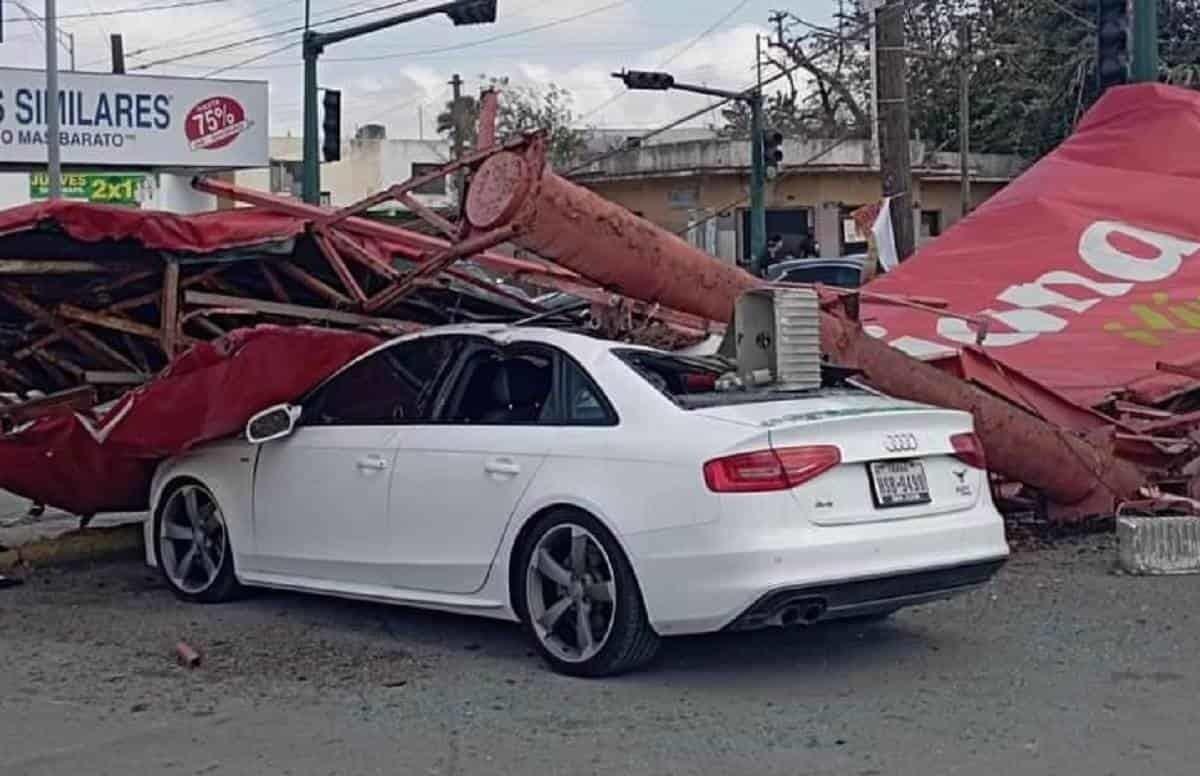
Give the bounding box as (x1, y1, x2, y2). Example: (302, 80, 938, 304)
(696, 394, 985, 526)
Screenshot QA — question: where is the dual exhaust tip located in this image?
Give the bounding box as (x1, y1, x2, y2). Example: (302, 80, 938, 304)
(776, 597, 827, 627)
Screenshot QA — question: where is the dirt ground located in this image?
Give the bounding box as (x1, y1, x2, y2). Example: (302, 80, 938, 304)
(1, 532, 1198, 776)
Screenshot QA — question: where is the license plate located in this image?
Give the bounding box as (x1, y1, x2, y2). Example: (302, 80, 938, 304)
(868, 460, 931, 508)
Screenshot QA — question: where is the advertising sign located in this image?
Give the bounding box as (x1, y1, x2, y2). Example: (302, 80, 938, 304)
(28, 171, 150, 205)
(0, 68, 268, 168)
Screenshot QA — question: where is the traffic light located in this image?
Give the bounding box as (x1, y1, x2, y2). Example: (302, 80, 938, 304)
(1097, 0, 1129, 93)
(618, 70, 676, 91)
(322, 89, 341, 163)
(446, 0, 497, 26)
(762, 129, 784, 177)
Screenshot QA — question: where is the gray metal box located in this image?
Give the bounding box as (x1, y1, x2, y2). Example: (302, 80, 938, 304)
(1117, 515, 1200, 575)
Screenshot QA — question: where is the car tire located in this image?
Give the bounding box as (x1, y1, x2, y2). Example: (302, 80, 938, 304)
(515, 509, 660, 678)
(154, 480, 242, 604)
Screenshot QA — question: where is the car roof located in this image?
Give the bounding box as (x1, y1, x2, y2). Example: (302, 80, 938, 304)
(380, 324, 627, 360)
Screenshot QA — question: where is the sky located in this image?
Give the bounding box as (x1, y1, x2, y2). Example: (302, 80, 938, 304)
(0, 0, 833, 140)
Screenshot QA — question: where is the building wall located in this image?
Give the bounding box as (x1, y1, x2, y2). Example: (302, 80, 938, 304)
(582, 171, 1009, 262)
(234, 136, 457, 210)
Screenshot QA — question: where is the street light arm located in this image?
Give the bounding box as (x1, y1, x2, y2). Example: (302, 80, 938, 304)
(671, 81, 756, 102)
(308, 0, 496, 49)
(308, 1, 459, 48)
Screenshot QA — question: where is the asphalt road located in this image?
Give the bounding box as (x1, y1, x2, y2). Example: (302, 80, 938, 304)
(1, 533, 1197, 776)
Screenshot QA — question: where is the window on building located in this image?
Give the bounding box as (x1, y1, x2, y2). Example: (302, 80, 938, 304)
(840, 206, 869, 255)
(320, 192, 332, 207)
(411, 163, 447, 195)
(668, 187, 699, 209)
(920, 210, 942, 241)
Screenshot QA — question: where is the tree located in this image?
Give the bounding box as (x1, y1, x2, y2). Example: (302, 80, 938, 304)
(437, 76, 587, 168)
(730, 1, 1200, 160)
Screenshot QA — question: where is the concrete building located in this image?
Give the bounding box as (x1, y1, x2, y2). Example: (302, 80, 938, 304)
(235, 125, 457, 212)
(569, 137, 1026, 263)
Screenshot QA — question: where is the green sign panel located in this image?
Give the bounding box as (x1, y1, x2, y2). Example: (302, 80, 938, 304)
(29, 172, 149, 206)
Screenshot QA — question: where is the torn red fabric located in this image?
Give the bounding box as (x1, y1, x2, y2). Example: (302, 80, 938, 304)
(863, 83, 1200, 410)
(0, 325, 379, 515)
(0, 199, 308, 253)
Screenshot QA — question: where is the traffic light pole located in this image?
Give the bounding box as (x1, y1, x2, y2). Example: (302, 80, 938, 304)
(749, 90, 767, 274)
(613, 69, 770, 270)
(300, 0, 496, 204)
(302, 37, 321, 204)
(1132, 0, 1158, 82)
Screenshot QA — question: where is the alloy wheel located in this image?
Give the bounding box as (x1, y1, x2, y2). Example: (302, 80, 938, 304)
(525, 523, 617, 664)
(159, 485, 227, 595)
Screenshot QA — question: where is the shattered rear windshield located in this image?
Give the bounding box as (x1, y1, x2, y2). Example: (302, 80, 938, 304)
(613, 348, 847, 410)
(613, 349, 726, 403)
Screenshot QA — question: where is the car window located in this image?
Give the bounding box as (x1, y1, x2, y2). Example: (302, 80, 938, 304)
(440, 344, 617, 427)
(301, 336, 463, 426)
(560, 356, 616, 426)
(442, 348, 555, 425)
(780, 265, 862, 288)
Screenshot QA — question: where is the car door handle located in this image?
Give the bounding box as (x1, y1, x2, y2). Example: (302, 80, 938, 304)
(356, 455, 389, 472)
(484, 458, 521, 477)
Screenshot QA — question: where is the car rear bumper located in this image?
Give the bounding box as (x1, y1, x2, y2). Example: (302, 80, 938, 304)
(724, 558, 1006, 631)
(623, 501, 1009, 635)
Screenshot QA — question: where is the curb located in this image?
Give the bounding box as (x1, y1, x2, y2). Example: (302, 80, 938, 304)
(0, 523, 144, 571)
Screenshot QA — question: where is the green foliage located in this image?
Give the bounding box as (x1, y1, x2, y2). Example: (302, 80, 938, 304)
(728, 0, 1200, 159)
(437, 76, 587, 168)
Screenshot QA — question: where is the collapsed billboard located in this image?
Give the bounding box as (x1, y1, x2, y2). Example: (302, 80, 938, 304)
(863, 84, 1200, 410)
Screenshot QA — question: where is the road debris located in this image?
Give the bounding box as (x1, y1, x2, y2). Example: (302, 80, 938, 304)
(175, 640, 202, 669)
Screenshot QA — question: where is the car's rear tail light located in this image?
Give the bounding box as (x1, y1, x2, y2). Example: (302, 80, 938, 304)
(704, 446, 841, 493)
(951, 432, 987, 470)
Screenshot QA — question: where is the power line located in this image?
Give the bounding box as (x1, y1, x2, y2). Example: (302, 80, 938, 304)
(4, 0, 228, 22)
(321, 0, 632, 63)
(125, 0, 385, 62)
(579, 0, 757, 124)
(131, 0, 422, 71)
(203, 39, 296, 77)
(113, 0, 299, 63)
(175, 0, 632, 74)
(564, 5, 895, 176)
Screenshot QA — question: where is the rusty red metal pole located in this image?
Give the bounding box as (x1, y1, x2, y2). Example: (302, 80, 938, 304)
(464, 151, 762, 323)
(820, 309, 1146, 519)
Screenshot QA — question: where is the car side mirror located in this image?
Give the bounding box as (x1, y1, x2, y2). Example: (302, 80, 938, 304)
(246, 403, 301, 444)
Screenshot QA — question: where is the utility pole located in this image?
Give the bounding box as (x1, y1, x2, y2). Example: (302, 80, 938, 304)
(958, 21, 972, 218)
(1132, 0, 1159, 82)
(110, 34, 126, 74)
(874, 0, 914, 260)
(44, 0, 61, 200)
(450, 73, 465, 202)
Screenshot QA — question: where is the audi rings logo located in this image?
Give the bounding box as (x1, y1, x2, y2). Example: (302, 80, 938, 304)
(884, 433, 919, 453)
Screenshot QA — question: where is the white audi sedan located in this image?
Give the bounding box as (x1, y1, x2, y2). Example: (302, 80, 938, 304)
(147, 325, 1009, 677)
